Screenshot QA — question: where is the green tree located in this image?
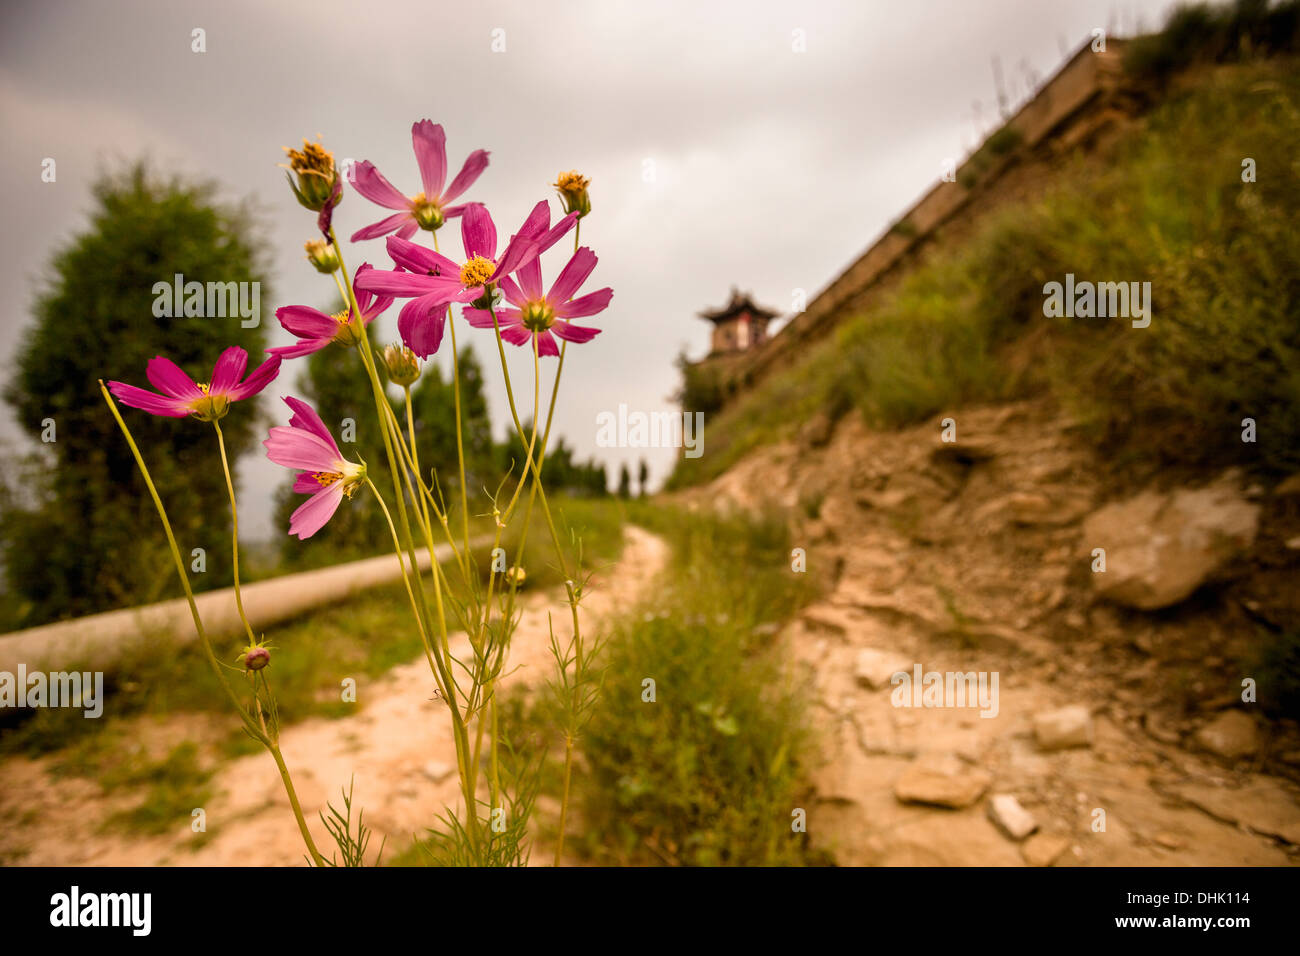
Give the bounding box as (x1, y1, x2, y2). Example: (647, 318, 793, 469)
(2, 165, 269, 625)
(617, 463, 632, 499)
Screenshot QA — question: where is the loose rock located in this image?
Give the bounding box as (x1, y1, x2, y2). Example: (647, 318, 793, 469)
(1034, 705, 1093, 751)
(1194, 710, 1259, 761)
(894, 753, 991, 809)
(1021, 832, 1071, 867)
(1082, 472, 1259, 610)
(987, 794, 1039, 840)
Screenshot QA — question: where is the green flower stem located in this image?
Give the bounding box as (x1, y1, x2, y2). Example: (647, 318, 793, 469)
(483, 309, 586, 866)
(366, 476, 445, 696)
(446, 314, 474, 565)
(329, 229, 481, 848)
(101, 383, 325, 867)
(212, 421, 257, 647)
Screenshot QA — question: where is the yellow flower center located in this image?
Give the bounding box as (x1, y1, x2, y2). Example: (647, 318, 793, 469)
(313, 465, 363, 498)
(460, 255, 495, 288)
(188, 383, 228, 422)
(331, 309, 365, 348)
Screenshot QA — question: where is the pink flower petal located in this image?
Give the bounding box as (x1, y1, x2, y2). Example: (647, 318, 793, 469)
(268, 340, 329, 361)
(146, 356, 203, 400)
(385, 236, 460, 278)
(208, 347, 248, 396)
(228, 353, 281, 401)
(554, 286, 613, 319)
(534, 329, 560, 357)
(441, 149, 490, 204)
(283, 396, 341, 456)
(108, 381, 192, 417)
(514, 200, 551, 241)
(515, 259, 543, 302)
(548, 247, 598, 304)
(460, 204, 497, 261)
(411, 120, 447, 199)
(276, 305, 337, 338)
(553, 320, 602, 344)
(289, 482, 347, 539)
(355, 266, 455, 299)
(351, 211, 415, 243)
(538, 211, 579, 255)
(293, 472, 325, 494)
(464, 306, 523, 329)
(492, 234, 539, 281)
(498, 274, 528, 309)
(398, 295, 449, 358)
(501, 323, 534, 347)
(264, 425, 340, 472)
(351, 160, 411, 210)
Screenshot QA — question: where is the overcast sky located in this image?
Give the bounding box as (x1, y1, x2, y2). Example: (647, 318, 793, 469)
(0, 0, 1178, 538)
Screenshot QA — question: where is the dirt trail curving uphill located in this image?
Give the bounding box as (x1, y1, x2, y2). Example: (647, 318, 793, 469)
(0, 526, 669, 866)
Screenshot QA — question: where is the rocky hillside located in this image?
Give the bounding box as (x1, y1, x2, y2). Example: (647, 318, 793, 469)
(680, 399, 1300, 865)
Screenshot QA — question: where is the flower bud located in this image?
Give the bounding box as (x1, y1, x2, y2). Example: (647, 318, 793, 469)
(282, 138, 339, 212)
(242, 645, 271, 671)
(381, 344, 421, 386)
(506, 566, 527, 587)
(304, 239, 340, 274)
(553, 170, 591, 219)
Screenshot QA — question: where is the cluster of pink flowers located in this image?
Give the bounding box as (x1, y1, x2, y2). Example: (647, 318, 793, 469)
(108, 120, 612, 540)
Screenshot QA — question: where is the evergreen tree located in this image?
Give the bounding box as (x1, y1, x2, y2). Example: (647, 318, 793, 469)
(2, 165, 269, 625)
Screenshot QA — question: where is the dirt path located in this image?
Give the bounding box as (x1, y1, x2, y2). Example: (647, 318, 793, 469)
(1, 526, 669, 866)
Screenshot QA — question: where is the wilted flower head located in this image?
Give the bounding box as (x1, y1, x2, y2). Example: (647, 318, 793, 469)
(282, 138, 339, 212)
(108, 347, 281, 422)
(264, 397, 367, 539)
(304, 238, 340, 274)
(553, 170, 591, 219)
(381, 343, 421, 386)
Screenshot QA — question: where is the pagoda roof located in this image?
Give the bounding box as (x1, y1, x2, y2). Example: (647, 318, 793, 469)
(698, 287, 778, 323)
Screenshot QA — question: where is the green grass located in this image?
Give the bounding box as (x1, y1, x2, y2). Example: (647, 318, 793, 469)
(670, 55, 1300, 489)
(509, 502, 829, 866)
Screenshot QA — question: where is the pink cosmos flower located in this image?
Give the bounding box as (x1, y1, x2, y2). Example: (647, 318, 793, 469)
(354, 201, 577, 357)
(349, 120, 489, 242)
(269, 264, 394, 360)
(264, 397, 366, 539)
(108, 347, 281, 422)
(465, 247, 611, 357)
